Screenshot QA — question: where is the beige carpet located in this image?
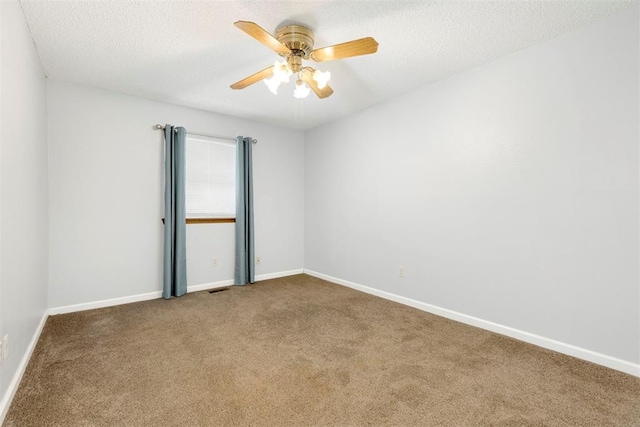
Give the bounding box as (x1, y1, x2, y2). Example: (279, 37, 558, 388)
(3, 274, 639, 426)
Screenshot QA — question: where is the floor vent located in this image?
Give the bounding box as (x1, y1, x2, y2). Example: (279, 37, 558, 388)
(209, 287, 230, 294)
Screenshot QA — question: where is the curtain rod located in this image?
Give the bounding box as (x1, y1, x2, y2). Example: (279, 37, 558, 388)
(155, 124, 257, 144)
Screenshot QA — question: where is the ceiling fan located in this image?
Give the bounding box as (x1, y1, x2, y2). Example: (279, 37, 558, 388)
(230, 21, 378, 99)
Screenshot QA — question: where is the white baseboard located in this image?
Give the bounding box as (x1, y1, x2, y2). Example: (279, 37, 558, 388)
(187, 280, 235, 293)
(47, 269, 305, 316)
(0, 310, 48, 425)
(256, 269, 304, 281)
(48, 290, 163, 315)
(191, 269, 304, 291)
(304, 269, 640, 378)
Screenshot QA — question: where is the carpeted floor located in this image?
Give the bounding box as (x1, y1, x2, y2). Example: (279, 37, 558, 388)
(3, 274, 639, 426)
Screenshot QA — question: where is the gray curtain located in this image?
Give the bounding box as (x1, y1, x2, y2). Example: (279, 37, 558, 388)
(235, 136, 255, 285)
(163, 125, 187, 298)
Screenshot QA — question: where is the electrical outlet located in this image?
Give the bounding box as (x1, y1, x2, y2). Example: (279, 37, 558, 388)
(212, 257, 218, 267)
(256, 256, 261, 265)
(399, 266, 405, 278)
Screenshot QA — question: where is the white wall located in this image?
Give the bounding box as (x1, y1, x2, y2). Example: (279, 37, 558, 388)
(47, 80, 304, 308)
(305, 7, 639, 365)
(0, 0, 49, 415)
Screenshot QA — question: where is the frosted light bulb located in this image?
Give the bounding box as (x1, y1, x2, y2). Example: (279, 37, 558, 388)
(273, 59, 292, 82)
(312, 70, 331, 89)
(293, 80, 310, 99)
(263, 75, 281, 94)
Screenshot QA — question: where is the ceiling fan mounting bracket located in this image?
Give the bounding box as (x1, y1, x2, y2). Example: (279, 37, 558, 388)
(276, 24, 314, 59)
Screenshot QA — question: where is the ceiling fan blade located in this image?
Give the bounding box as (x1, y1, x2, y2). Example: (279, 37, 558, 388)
(234, 21, 291, 56)
(230, 66, 274, 90)
(301, 67, 334, 99)
(310, 37, 378, 62)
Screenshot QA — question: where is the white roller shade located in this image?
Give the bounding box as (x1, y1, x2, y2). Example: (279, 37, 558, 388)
(185, 136, 236, 218)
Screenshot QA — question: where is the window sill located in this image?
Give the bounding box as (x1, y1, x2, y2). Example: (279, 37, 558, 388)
(187, 218, 235, 224)
(162, 218, 236, 224)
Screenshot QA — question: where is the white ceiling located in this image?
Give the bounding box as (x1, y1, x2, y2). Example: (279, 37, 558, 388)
(20, 0, 635, 130)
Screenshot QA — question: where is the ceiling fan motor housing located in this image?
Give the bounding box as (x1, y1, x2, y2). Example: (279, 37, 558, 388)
(276, 25, 314, 59)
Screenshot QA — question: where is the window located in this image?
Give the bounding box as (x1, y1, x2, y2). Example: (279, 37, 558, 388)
(185, 135, 236, 221)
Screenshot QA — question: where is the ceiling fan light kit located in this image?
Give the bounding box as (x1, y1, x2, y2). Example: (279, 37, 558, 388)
(230, 21, 378, 99)
(293, 79, 311, 99)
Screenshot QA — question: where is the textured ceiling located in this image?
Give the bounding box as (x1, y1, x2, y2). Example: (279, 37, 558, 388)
(20, 0, 635, 130)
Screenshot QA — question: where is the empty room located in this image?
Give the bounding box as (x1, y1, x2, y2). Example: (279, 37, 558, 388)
(1, 0, 639, 425)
